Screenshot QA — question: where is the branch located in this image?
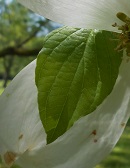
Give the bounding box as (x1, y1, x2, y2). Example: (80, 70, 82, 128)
(17, 20, 49, 48)
(0, 46, 41, 58)
(16, 29, 40, 48)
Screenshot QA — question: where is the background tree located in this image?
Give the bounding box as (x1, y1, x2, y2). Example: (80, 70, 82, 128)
(0, 0, 60, 87)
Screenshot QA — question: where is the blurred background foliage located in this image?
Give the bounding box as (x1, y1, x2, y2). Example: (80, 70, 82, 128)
(0, 0, 130, 168)
(0, 0, 60, 88)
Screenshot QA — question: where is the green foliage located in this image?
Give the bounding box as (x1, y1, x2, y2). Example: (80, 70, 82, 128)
(0, 0, 44, 50)
(0, 0, 57, 85)
(10, 56, 35, 76)
(0, 80, 4, 94)
(36, 27, 122, 144)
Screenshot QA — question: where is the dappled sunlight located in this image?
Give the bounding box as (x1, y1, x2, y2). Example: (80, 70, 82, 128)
(114, 147, 130, 155)
(0, 81, 4, 95)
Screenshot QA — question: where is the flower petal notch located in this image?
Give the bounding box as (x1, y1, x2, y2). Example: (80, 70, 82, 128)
(3, 151, 17, 167)
(17, 0, 130, 31)
(0, 59, 130, 168)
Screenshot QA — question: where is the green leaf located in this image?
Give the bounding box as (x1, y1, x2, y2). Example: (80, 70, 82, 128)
(35, 27, 122, 144)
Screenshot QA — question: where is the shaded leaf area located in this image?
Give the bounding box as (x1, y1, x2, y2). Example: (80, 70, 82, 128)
(36, 27, 122, 144)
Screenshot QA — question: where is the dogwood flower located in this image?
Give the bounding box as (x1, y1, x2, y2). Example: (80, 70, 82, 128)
(0, 0, 130, 168)
(0, 59, 130, 168)
(17, 0, 130, 32)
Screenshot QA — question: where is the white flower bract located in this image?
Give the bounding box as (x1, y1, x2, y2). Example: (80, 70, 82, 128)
(0, 59, 130, 168)
(17, 0, 130, 31)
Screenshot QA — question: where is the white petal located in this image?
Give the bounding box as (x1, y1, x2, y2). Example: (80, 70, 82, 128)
(1, 59, 130, 168)
(17, 0, 130, 31)
(15, 61, 130, 167)
(0, 60, 46, 166)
